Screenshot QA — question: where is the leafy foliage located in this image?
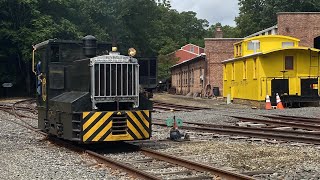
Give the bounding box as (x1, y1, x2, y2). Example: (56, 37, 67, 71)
(235, 0, 320, 36)
(0, 0, 209, 94)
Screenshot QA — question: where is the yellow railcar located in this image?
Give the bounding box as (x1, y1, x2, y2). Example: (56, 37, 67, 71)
(223, 35, 320, 107)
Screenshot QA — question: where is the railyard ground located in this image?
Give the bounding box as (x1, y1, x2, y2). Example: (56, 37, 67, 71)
(0, 94, 320, 179)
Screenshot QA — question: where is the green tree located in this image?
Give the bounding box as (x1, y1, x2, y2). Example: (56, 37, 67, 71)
(236, 0, 320, 36)
(157, 54, 178, 81)
(206, 22, 241, 38)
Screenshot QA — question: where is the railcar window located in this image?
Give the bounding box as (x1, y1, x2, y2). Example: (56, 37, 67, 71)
(50, 46, 59, 62)
(282, 42, 294, 48)
(285, 56, 294, 70)
(248, 41, 260, 52)
(35, 48, 46, 64)
(150, 59, 156, 77)
(139, 60, 148, 76)
(60, 44, 84, 62)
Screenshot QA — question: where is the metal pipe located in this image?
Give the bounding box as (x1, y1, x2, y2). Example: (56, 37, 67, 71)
(127, 64, 129, 96)
(132, 64, 134, 96)
(110, 64, 112, 96)
(104, 64, 106, 96)
(98, 64, 101, 96)
(116, 64, 118, 96)
(121, 64, 123, 96)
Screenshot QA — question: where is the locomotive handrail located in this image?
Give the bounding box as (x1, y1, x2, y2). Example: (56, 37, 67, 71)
(32, 46, 36, 75)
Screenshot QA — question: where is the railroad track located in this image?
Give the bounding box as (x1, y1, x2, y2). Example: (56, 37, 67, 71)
(231, 116, 320, 131)
(153, 101, 211, 112)
(272, 114, 320, 121)
(153, 119, 320, 145)
(88, 144, 254, 180)
(0, 99, 43, 134)
(0, 99, 254, 180)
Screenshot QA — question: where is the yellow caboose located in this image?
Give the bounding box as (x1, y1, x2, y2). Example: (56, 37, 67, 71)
(223, 35, 320, 107)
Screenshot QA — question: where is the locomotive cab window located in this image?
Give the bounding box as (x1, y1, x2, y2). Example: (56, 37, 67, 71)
(50, 45, 60, 62)
(285, 56, 294, 70)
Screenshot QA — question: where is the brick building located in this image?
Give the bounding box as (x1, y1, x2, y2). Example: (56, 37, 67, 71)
(277, 12, 320, 48)
(246, 12, 320, 48)
(171, 55, 206, 95)
(204, 38, 242, 96)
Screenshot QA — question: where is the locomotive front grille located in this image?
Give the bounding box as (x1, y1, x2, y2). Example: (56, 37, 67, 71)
(90, 55, 140, 109)
(94, 63, 138, 97)
(111, 114, 128, 135)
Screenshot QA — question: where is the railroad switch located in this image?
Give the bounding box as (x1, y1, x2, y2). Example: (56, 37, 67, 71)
(166, 115, 189, 141)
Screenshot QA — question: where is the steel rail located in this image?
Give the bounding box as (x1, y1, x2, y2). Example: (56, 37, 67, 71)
(153, 101, 211, 110)
(261, 115, 320, 124)
(153, 105, 185, 111)
(274, 114, 320, 120)
(140, 148, 254, 180)
(152, 121, 320, 144)
(166, 120, 320, 137)
(231, 116, 320, 131)
(85, 150, 161, 180)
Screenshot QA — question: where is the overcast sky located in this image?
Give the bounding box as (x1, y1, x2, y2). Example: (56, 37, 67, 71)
(170, 0, 239, 26)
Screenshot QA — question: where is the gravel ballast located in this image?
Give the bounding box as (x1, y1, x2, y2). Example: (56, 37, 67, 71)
(151, 93, 320, 179)
(2, 94, 320, 180)
(0, 110, 130, 180)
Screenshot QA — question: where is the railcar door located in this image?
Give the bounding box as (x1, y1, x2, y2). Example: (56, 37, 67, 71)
(271, 79, 289, 97)
(301, 78, 318, 97)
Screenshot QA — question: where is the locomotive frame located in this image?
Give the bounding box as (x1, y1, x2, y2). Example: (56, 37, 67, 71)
(32, 36, 153, 142)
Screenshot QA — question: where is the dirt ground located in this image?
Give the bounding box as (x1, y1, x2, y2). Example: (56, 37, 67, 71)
(152, 93, 252, 109)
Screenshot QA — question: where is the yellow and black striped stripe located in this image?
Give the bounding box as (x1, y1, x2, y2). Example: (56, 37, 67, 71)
(81, 110, 151, 142)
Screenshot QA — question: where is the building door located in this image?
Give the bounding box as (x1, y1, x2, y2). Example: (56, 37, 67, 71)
(314, 36, 320, 49)
(301, 78, 318, 97)
(271, 79, 289, 97)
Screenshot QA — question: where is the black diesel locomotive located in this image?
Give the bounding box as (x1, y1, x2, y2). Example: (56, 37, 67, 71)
(32, 35, 154, 142)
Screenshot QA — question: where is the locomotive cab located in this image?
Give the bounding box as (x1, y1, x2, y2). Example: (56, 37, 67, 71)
(32, 36, 153, 142)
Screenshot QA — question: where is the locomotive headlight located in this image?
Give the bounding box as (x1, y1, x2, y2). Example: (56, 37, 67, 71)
(128, 48, 136, 57)
(112, 47, 118, 52)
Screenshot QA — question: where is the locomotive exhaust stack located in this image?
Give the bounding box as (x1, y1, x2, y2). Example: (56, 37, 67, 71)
(83, 35, 97, 58)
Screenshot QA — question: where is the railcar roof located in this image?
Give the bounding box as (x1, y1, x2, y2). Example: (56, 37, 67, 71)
(222, 47, 320, 63)
(33, 39, 112, 50)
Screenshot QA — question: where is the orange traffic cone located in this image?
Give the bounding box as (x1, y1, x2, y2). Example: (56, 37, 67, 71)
(276, 93, 284, 110)
(265, 95, 272, 110)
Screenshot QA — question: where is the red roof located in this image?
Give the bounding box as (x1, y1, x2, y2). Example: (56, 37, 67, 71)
(175, 49, 198, 63)
(170, 44, 204, 64)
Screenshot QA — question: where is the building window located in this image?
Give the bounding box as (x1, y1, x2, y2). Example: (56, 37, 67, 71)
(282, 42, 294, 48)
(191, 69, 194, 85)
(285, 56, 294, 70)
(243, 60, 247, 79)
(190, 46, 194, 53)
(253, 58, 257, 79)
(232, 63, 235, 80)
